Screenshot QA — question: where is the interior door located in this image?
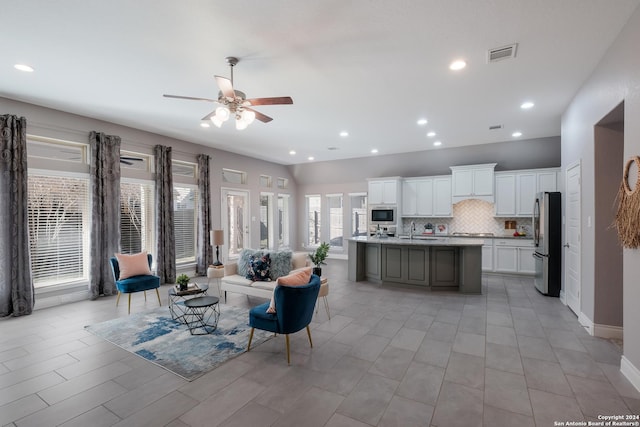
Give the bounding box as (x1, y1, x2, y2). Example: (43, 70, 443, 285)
(222, 188, 250, 260)
(565, 162, 581, 315)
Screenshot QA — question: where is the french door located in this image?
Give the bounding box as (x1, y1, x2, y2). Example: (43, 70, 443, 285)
(221, 188, 250, 259)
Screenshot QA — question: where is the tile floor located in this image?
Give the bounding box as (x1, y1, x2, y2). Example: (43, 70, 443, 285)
(1, 260, 639, 427)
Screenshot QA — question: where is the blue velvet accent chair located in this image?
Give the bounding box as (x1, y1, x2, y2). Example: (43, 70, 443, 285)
(109, 254, 161, 314)
(247, 274, 321, 364)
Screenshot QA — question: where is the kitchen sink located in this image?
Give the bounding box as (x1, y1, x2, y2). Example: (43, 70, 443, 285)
(398, 235, 441, 240)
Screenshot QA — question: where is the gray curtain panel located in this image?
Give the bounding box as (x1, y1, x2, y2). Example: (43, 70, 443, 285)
(196, 154, 213, 275)
(155, 144, 176, 283)
(89, 131, 121, 300)
(0, 115, 35, 317)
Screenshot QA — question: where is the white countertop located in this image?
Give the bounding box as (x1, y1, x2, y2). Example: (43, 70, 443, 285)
(348, 236, 484, 246)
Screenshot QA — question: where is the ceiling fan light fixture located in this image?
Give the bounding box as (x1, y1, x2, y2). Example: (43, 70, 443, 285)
(215, 106, 230, 121)
(235, 119, 248, 130)
(242, 109, 256, 124)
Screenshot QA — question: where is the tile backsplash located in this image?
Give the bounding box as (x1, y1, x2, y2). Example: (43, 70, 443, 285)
(401, 199, 532, 236)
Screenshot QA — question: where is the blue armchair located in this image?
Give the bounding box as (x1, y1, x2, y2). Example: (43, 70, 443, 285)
(109, 254, 161, 314)
(247, 274, 321, 364)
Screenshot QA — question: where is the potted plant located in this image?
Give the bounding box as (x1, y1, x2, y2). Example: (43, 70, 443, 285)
(176, 274, 190, 291)
(309, 242, 330, 277)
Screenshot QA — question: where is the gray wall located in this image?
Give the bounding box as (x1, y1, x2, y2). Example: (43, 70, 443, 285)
(594, 125, 624, 328)
(289, 136, 561, 186)
(0, 97, 299, 260)
(561, 3, 640, 385)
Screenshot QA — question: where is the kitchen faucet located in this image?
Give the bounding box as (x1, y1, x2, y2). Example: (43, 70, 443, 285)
(410, 221, 416, 239)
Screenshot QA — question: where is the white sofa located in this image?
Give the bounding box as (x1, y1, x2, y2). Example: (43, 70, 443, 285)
(221, 250, 310, 301)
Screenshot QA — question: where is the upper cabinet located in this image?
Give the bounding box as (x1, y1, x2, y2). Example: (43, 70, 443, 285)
(494, 168, 559, 217)
(368, 178, 401, 205)
(401, 176, 452, 217)
(450, 163, 497, 203)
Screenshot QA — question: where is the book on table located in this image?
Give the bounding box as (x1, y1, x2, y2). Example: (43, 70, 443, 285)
(174, 283, 200, 295)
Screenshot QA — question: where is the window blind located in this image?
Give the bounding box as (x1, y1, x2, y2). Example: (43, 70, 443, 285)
(174, 186, 198, 263)
(27, 175, 90, 287)
(120, 181, 155, 255)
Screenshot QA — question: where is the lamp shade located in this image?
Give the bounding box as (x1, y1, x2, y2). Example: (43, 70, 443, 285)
(212, 229, 224, 246)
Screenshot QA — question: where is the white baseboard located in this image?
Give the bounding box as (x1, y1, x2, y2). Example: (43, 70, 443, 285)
(621, 356, 640, 393)
(593, 323, 623, 340)
(559, 289, 566, 305)
(35, 290, 90, 310)
(578, 312, 594, 335)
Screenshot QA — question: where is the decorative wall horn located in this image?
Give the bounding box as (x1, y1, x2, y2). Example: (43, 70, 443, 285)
(614, 156, 640, 248)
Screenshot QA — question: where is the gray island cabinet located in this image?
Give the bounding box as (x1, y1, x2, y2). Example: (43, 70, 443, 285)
(347, 236, 483, 293)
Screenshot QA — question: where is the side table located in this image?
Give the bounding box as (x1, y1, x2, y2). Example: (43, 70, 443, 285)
(316, 277, 330, 319)
(184, 296, 220, 335)
(207, 266, 225, 298)
(168, 283, 209, 323)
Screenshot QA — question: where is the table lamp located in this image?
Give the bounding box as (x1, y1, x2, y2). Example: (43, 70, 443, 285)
(210, 229, 224, 266)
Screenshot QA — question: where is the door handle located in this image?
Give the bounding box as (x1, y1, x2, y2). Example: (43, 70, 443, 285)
(564, 243, 570, 248)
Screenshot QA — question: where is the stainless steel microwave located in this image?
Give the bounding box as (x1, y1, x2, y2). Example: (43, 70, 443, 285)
(369, 206, 396, 224)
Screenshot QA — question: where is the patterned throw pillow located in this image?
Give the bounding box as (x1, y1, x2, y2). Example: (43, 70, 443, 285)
(246, 253, 271, 282)
(238, 249, 262, 277)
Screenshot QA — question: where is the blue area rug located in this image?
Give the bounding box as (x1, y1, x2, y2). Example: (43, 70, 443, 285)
(85, 304, 271, 381)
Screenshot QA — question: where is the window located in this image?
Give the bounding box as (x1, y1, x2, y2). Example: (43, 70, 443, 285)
(259, 193, 273, 249)
(306, 195, 321, 246)
(327, 194, 343, 248)
(121, 151, 152, 173)
(278, 194, 290, 248)
(173, 185, 199, 264)
(173, 160, 197, 178)
(120, 180, 155, 254)
(260, 175, 272, 187)
(277, 177, 288, 189)
(350, 193, 368, 237)
(222, 168, 247, 184)
(27, 174, 90, 288)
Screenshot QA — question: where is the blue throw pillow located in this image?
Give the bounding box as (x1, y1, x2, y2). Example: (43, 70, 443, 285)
(246, 253, 271, 281)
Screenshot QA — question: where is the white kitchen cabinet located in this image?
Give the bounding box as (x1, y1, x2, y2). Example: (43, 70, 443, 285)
(401, 176, 451, 217)
(482, 239, 494, 272)
(494, 174, 516, 216)
(433, 176, 452, 216)
(493, 239, 535, 274)
(402, 178, 433, 216)
(494, 168, 560, 217)
(450, 164, 496, 203)
(368, 178, 400, 205)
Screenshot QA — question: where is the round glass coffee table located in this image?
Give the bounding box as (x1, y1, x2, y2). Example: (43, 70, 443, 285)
(183, 296, 220, 335)
(168, 283, 209, 323)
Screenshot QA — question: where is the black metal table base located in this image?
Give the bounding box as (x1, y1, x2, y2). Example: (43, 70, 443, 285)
(183, 296, 220, 335)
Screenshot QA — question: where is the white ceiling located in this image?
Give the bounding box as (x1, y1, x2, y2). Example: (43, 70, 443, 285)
(1, 0, 638, 165)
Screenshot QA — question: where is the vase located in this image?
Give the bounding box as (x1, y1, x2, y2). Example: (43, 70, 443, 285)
(313, 267, 322, 277)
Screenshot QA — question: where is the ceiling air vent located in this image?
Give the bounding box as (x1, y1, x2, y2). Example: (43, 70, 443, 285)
(489, 124, 503, 130)
(488, 43, 518, 63)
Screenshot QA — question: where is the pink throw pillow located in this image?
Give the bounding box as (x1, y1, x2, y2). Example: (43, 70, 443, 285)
(115, 251, 152, 279)
(266, 267, 312, 313)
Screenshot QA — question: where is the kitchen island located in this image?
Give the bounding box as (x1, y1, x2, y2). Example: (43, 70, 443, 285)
(347, 236, 484, 293)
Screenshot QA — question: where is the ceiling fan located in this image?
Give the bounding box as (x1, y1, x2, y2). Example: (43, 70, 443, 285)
(163, 56, 293, 130)
(120, 156, 144, 166)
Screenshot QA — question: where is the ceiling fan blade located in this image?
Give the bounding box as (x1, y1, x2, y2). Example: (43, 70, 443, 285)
(245, 107, 273, 123)
(120, 156, 143, 161)
(201, 110, 216, 121)
(215, 76, 235, 99)
(244, 96, 293, 106)
(163, 94, 216, 102)
(120, 160, 134, 166)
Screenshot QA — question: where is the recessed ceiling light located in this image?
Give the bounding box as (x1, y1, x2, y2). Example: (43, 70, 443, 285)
(427, 131, 436, 137)
(449, 60, 466, 71)
(14, 64, 34, 72)
(417, 118, 428, 126)
(339, 131, 349, 137)
(512, 131, 523, 137)
(520, 101, 534, 109)
(200, 122, 210, 128)
(308, 156, 314, 161)
(433, 141, 442, 146)
(289, 150, 296, 155)
(371, 149, 379, 154)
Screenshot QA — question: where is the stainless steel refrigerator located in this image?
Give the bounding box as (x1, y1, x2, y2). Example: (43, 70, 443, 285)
(532, 192, 561, 297)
